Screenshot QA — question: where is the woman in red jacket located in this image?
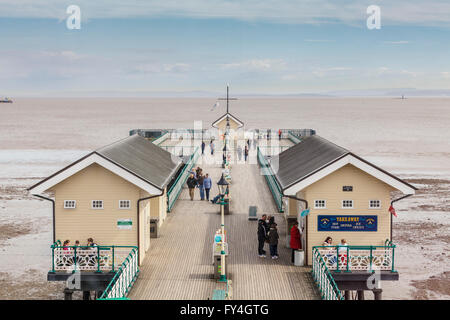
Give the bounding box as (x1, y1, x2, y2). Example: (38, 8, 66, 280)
(290, 221, 302, 263)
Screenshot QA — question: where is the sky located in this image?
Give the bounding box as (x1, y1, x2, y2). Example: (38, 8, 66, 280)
(0, 0, 449, 96)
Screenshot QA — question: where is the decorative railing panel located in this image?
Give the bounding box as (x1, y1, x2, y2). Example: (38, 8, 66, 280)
(312, 247, 344, 300)
(51, 245, 136, 273)
(257, 147, 284, 212)
(316, 244, 396, 272)
(167, 146, 200, 212)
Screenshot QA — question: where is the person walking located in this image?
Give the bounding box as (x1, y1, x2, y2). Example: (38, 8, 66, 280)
(278, 129, 282, 140)
(244, 145, 249, 162)
(237, 145, 243, 161)
(197, 172, 205, 200)
(210, 140, 215, 155)
(203, 173, 212, 201)
(289, 221, 302, 263)
(186, 173, 197, 201)
(257, 214, 268, 258)
(268, 223, 279, 259)
(201, 141, 205, 155)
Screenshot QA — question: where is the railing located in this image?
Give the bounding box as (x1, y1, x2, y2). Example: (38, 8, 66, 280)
(315, 243, 396, 272)
(287, 131, 302, 144)
(257, 145, 292, 155)
(257, 147, 284, 212)
(159, 145, 196, 157)
(50, 244, 137, 273)
(312, 247, 344, 300)
(152, 131, 170, 145)
(167, 146, 200, 212)
(99, 247, 139, 300)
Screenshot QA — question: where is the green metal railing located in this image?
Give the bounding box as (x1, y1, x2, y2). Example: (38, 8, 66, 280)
(312, 247, 344, 300)
(152, 131, 170, 145)
(99, 247, 139, 300)
(314, 242, 396, 273)
(167, 146, 200, 212)
(287, 131, 302, 144)
(257, 147, 284, 212)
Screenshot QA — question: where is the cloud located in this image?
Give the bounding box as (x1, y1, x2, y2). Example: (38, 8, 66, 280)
(383, 41, 410, 44)
(1, 1, 450, 26)
(220, 59, 286, 71)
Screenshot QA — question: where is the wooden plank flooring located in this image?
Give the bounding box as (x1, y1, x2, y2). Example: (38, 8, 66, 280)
(129, 140, 320, 300)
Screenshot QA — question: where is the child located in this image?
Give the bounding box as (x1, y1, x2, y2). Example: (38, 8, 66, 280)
(268, 223, 279, 259)
(338, 239, 348, 266)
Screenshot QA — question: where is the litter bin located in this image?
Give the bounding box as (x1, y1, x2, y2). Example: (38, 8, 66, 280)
(150, 219, 159, 238)
(213, 256, 222, 279)
(294, 250, 304, 266)
(224, 198, 230, 215)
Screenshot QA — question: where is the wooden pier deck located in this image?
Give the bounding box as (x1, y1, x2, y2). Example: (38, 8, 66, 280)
(129, 141, 320, 300)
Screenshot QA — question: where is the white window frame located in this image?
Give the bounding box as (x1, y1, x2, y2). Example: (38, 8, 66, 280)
(314, 200, 327, 209)
(119, 200, 131, 210)
(91, 200, 104, 210)
(369, 199, 381, 209)
(341, 200, 354, 209)
(64, 200, 76, 209)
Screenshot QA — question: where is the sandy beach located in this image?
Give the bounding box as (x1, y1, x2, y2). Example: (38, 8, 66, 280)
(0, 97, 449, 300)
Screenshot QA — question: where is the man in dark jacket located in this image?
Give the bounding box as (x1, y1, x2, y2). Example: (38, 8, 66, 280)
(257, 214, 268, 257)
(186, 173, 197, 201)
(268, 223, 279, 259)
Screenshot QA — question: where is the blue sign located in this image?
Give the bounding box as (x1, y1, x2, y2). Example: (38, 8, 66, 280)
(318, 215, 378, 232)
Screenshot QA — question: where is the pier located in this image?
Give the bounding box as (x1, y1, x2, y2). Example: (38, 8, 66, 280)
(128, 142, 320, 299)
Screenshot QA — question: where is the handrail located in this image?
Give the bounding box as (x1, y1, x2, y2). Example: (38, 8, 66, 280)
(257, 147, 284, 212)
(99, 247, 139, 300)
(152, 131, 170, 145)
(287, 131, 302, 144)
(167, 146, 200, 211)
(312, 247, 344, 300)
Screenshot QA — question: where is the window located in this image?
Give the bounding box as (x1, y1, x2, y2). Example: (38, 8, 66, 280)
(91, 200, 104, 209)
(314, 200, 326, 209)
(342, 200, 354, 209)
(119, 200, 131, 209)
(64, 200, 76, 209)
(369, 200, 381, 209)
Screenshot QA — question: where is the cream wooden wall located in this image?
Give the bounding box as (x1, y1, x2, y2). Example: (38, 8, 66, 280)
(50, 163, 153, 264)
(296, 164, 394, 265)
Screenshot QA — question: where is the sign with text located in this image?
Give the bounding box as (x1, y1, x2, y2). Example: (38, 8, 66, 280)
(317, 215, 377, 232)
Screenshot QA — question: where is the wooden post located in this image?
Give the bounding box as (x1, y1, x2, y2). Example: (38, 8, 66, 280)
(357, 290, 365, 300)
(64, 288, 73, 300)
(344, 290, 351, 300)
(373, 289, 383, 300)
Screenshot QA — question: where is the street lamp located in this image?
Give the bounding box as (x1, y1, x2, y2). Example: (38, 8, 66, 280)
(217, 174, 229, 282)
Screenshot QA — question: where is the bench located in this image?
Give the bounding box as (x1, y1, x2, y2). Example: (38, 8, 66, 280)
(248, 206, 257, 220)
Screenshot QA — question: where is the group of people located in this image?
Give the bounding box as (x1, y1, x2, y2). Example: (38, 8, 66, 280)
(257, 214, 302, 263)
(62, 238, 97, 251)
(186, 166, 212, 201)
(201, 140, 216, 156)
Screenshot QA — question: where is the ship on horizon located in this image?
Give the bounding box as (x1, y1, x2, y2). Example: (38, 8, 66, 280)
(0, 97, 13, 103)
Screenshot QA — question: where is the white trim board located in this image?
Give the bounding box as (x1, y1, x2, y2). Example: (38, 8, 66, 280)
(29, 153, 161, 195)
(283, 154, 416, 196)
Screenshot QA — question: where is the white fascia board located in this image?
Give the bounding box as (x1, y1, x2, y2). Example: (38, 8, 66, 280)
(283, 154, 415, 196)
(29, 153, 161, 196)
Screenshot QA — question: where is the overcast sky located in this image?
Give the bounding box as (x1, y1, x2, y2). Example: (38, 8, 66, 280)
(0, 0, 449, 96)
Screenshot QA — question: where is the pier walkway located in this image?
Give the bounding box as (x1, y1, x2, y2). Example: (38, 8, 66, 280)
(129, 142, 320, 300)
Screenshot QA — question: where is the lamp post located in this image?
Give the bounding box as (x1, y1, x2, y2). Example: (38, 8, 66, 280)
(217, 174, 229, 282)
